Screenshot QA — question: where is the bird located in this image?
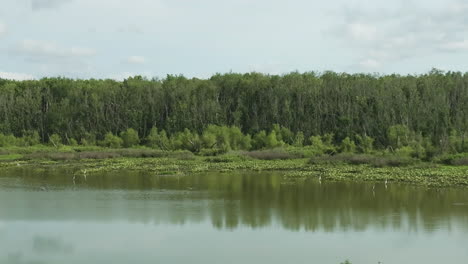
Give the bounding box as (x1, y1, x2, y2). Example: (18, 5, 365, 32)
(72, 175, 76, 185)
(83, 169, 87, 181)
(385, 179, 388, 189)
(40, 186, 48, 191)
(16, 162, 20, 167)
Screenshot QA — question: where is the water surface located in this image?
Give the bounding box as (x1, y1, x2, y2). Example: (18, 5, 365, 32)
(1, 168, 468, 263)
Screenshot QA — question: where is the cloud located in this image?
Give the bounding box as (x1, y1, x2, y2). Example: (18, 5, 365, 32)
(117, 25, 144, 34)
(11, 40, 96, 78)
(125, 56, 146, 65)
(347, 23, 377, 41)
(334, 0, 468, 71)
(440, 40, 468, 51)
(17, 39, 96, 59)
(31, 0, 73, 11)
(359, 59, 380, 69)
(0, 22, 6, 37)
(0, 71, 35, 80)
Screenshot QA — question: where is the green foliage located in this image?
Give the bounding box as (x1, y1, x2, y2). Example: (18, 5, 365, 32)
(309, 134, 336, 154)
(22, 131, 41, 146)
(81, 132, 96, 146)
(1, 71, 468, 157)
(172, 129, 201, 152)
(293, 132, 304, 147)
(120, 128, 140, 148)
(68, 138, 78, 146)
(100, 132, 123, 148)
(309, 135, 326, 154)
(252, 130, 267, 149)
(356, 135, 374, 154)
(146, 127, 171, 150)
(48, 134, 63, 147)
(395, 146, 415, 157)
(266, 130, 282, 148)
(0, 133, 17, 147)
(388, 125, 411, 149)
(340, 137, 356, 153)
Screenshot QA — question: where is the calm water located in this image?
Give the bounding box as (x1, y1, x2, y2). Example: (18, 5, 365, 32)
(1, 168, 468, 264)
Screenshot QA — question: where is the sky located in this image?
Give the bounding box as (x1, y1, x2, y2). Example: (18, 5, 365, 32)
(1, 0, 468, 80)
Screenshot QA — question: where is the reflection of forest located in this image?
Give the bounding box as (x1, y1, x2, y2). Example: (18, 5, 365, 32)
(2, 168, 468, 232)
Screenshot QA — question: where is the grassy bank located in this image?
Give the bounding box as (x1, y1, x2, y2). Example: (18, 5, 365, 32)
(1, 146, 468, 188)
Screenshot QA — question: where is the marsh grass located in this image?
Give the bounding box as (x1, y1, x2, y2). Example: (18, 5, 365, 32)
(21, 148, 195, 161)
(308, 153, 417, 167)
(243, 149, 301, 160)
(435, 153, 468, 166)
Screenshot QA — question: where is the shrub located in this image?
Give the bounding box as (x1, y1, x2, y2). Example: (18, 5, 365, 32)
(340, 137, 356, 153)
(435, 153, 468, 166)
(120, 128, 140, 148)
(100, 132, 123, 148)
(252, 130, 267, 149)
(293, 132, 304, 147)
(48, 134, 63, 147)
(265, 130, 282, 148)
(309, 135, 326, 154)
(388, 124, 412, 148)
(172, 129, 201, 152)
(0, 133, 17, 147)
(21, 131, 41, 146)
(68, 138, 78, 146)
(146, 127, 171, 150)
(80, 132, 96, 146)
(356, 135, 374, 154)
(395, 146, 414, 157)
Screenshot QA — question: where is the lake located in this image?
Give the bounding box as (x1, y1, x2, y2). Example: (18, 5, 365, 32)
(1, 167, 468, 264)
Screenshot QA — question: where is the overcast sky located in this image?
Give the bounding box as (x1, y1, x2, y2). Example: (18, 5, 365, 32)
(1, 0, 468, 80)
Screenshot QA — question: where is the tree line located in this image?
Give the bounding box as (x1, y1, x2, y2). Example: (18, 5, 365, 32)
(0, 69, 467, 156)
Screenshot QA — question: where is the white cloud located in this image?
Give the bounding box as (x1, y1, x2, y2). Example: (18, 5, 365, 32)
(17, 39, 96, 58)
(335, 0, 468, 71)
(31, 0, 73, 11)
(348, 23, 377, 41)
(359, 59, 380, 69)
(440, 40, 468, 51)
(125, 56, 146, 64)
(0, 22, 6, 37)
(0, 71, 35, 80)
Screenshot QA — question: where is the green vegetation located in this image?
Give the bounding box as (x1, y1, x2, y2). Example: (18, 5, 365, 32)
(1, 70, 468, 157)
(2, 70, 468, 187)
(1, 145, 468, 187)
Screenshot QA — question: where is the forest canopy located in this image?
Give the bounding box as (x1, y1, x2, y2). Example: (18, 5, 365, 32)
(0, 70, 467, 155)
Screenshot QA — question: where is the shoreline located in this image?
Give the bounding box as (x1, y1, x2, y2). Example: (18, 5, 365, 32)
(1, 149, 468, 188)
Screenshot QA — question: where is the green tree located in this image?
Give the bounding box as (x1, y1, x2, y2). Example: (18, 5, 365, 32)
(293, 131, 304, 147)
(253, 130, 267, 149)
(100, 132, 123, 148)
(355, 135, 374, 154)
(48, 134, 62, 148)
(120, 128, 140, 148)
(340, 137, 356, 153)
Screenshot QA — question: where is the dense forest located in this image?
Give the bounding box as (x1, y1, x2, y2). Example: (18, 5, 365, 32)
(1, 69, 468, 157)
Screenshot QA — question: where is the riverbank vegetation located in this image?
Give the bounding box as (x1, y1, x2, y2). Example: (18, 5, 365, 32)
(1, 70, 468, 186)
(1, 70, 468, 155)
(1, 146, 468, 187)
